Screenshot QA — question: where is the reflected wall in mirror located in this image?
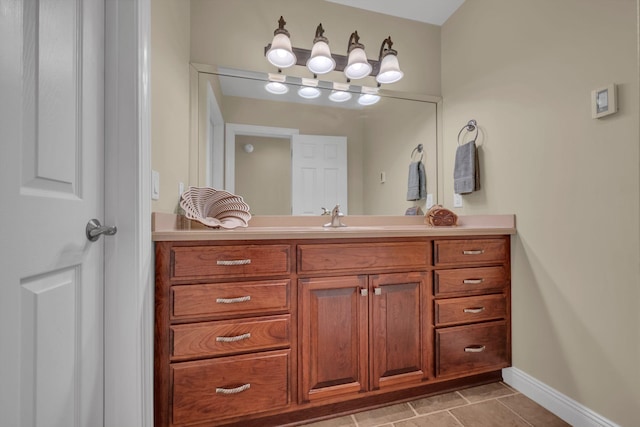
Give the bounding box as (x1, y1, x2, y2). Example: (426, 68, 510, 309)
(192, 64, 440, 216)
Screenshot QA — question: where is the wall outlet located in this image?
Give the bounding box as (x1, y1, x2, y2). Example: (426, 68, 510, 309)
(453, 193, 463, 208)
(151, 170, 160, 200)
(178, 182, 184, 196)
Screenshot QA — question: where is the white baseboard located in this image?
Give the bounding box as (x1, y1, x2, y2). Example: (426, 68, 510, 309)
(502, 367, 620, 427)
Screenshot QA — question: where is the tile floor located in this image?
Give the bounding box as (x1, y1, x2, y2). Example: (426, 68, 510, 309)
(300, 382, 571, 427)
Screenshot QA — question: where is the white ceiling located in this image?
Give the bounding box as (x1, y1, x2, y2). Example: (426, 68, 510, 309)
(324, 0, 465, 26)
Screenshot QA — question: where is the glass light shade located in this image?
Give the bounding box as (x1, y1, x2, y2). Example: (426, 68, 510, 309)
(306, 41, 335, 74)
(329, 90, 352, 103)
(345, 47, 372, 79)
(265, 81, 289, 95)
(376, 53, 404, 84)
(266, 33, 297, 68)
(298, 86, 321, 99)
(358, 93, 381, 105)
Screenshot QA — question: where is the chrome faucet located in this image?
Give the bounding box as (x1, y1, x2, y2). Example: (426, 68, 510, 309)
(323, 204, 346, 228)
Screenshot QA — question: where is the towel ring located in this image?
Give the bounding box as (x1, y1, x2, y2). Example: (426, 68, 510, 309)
(411, 143, 424, 161)
(457, 119, 478, 145)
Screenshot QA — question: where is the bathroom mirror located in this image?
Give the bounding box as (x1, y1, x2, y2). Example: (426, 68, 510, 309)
(190, 63, 441, 216)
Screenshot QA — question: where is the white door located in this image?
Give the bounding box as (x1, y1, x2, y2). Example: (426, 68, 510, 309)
(0, 1, 106, 427)
(291, 135, 348, 215)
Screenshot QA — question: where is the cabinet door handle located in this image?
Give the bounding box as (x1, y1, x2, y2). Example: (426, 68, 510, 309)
(216, 296, 251, 304)
(464, 345, 486, 353)
(463, 307, 485, 314)
(216, 333, 251, 343)
(463, 279, 484, 284)
(216, 383, 251, 395)
(360, 289, 368, 296)
(462, 250, 484, 255)
(374, 287, 382, 296)
(217, 259, 251, 266)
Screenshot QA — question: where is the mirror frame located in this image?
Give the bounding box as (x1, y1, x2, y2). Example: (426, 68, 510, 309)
(189, 62, 445, 213)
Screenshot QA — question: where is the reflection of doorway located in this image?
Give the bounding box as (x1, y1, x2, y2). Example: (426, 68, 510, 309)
(292, 135, 348, 215)
(235, 136, 291, 215)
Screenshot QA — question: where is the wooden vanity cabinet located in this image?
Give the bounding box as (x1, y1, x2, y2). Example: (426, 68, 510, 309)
(155, 234, 511, 427)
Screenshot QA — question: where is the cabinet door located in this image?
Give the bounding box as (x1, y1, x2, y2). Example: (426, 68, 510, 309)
(299, 276, 368, 402)
(370, 272, 431, 390)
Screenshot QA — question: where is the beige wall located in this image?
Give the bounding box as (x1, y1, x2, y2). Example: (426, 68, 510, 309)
(442, 0, 640, 425)
(151, 0, 191, 213)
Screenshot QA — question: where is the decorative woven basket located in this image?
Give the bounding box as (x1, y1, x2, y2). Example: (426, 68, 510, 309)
(179, 186, 251, 229)
(425, 205, 458, 227)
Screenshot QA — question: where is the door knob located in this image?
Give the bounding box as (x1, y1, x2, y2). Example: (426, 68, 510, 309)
(86, 219, 117, 242)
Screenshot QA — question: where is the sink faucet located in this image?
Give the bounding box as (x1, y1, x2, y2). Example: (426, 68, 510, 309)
(323, 204, 346, 228)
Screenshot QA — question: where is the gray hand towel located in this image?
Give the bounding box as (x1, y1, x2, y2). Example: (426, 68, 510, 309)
(406, 161, 427, 201)
(454, 141, 479, 194)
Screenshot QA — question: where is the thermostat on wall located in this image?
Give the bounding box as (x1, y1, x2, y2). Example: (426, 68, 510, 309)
(591, 83, 617, 119)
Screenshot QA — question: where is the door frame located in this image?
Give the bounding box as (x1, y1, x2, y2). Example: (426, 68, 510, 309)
(104, 1, 153, 426)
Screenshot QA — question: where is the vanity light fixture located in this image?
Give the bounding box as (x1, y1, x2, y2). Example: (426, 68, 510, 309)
(357, 86, 381, 106)
(329, 82, 352, 103)
(297, 78, 321, 99)
(265, 72, 289, 95)
(376, 37, 404, 84)
(306, 24, 336, 75)
(264, 17, 403, 83)
(265, 16, 297, 68)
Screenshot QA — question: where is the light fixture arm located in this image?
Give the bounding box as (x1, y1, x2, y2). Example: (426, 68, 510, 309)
(314, 23, 327, 42)
(347, 31, 363, 53)
(378, 36, 397, 60)
(274, 15, 290, 36)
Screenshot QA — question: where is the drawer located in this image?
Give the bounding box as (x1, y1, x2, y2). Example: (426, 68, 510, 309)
(171, 244, 291, 279)
(434, 266, 508, 297)
(171, 315, 290, 359)
(435, 295, 507, 327)
(298, 241, 430, 274)
(172, 279, 290, 319)
(171, 350, 290, 425)
(434, 238, 508, 267)
(436, 321, 509, 377)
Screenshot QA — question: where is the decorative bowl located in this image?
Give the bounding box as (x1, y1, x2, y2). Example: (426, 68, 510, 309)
(179, 186, 251, 229)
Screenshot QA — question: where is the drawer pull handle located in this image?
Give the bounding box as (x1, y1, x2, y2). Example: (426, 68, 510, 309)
(216, 383, 251, 395)
(464, 345, 486, 353)
(217, 259, 251, 266)
(216, 333, 251, 343)
(463, 250, 484, 255)
(216, 296, 251, 304)
(463, 279, 484, 285)
(463, 307, 485, 314)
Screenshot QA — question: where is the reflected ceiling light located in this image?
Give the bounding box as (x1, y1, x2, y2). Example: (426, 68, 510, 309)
(329, 82, 352, 103)
(376, 37, 404, 84)
(264, 18, 403, 85)
(265, 72, 288, 95)
(266, 16, 297, 68)
(358, 87, 381, 106)
(306, 24, 336, 75)
(298, 78, 321, 99)
(344, 31, 372, 80)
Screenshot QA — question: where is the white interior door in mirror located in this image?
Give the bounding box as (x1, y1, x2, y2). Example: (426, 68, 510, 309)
(292, 135, 348, 215)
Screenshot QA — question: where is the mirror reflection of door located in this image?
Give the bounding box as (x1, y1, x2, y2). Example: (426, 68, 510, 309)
(235, 136, 291, 215)
(292, 135, 348, 215)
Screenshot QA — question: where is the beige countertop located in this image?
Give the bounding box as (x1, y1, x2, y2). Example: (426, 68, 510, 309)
(152, 213, 516, 241)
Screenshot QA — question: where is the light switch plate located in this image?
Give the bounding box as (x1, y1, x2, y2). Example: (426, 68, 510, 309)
(453, 193, 463, 208)
(152, 170, 160, 200)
